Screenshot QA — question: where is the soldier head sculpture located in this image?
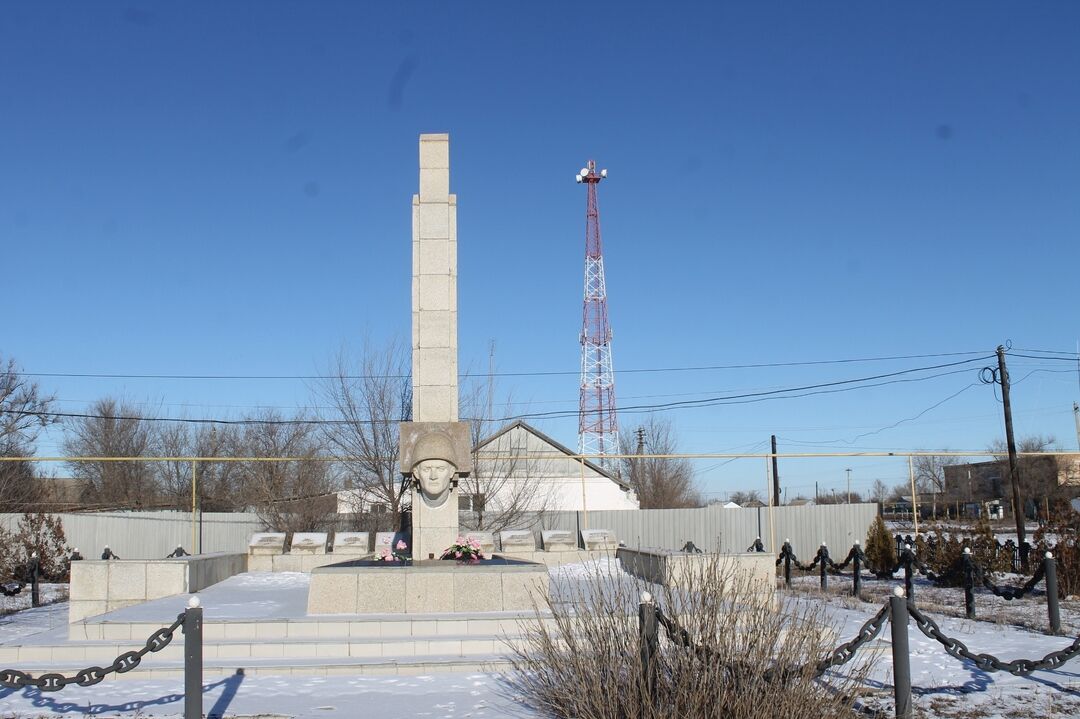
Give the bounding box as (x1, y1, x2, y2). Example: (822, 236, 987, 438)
(410, 431, 458, 507)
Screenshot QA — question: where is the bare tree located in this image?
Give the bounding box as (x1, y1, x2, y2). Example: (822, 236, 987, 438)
(315, 341, 411, 528)
(870, 479, 890, 504)
(728, 490, 762, 506)
(63, 398, 157, 508)
(0, 356, 55, 512)
(620, 415, 701, 509)
(156, 422, 244, 512)
(236, 410, 336, 532)
(913, 453, 958, 517)
(458, 377, 560, 533)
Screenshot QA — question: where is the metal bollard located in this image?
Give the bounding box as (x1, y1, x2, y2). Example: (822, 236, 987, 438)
(28, 553, 40, 608)
(783, 539, 792, 589)
(184, 596, 203, 719)
(962, 548, 975, 620)
(852, 541, 862, 598)
(638, 591, 658, 706)
(1045, 552, 1061, 636)
(889, 588, 913, 719)
(819, 543, 828, 591)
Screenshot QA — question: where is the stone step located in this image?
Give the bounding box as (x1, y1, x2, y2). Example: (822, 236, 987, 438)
(1, 632, 535, 664)
(73, 610, 552, 641)
(5, 653, 517, 680)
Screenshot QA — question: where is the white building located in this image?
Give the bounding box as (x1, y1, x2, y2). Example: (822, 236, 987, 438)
(336, 420, 639, 514)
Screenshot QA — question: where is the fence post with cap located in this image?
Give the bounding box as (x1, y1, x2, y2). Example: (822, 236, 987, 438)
(818, 543, 828, 591)
(852, 541, 862, 598)
(184, 596, 203, 719)
(961, 548, 975, 619)
(1044, 552, 1061, 636)
(889, 587, 912, 719)
(783, 539, 792, 589)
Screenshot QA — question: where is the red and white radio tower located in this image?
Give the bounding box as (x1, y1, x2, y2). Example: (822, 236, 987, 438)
(575, 160, 619, 471)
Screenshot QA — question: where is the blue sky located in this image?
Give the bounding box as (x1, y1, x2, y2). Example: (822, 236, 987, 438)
(3, 2, 1078, 501)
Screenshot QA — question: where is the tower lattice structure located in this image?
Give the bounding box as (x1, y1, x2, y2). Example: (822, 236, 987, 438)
(575, 160, 619, 471)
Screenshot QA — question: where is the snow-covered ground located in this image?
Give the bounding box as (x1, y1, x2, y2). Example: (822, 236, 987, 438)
(2, 561, 1079, 718)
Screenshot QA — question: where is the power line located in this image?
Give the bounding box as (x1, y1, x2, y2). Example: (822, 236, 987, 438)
(12, 349, 992, 382)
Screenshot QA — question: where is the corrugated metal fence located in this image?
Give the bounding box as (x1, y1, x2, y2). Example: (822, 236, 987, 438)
(0, 511, 264, 559)
(1, 504, 875, 560)
(539, 503, 878, 555)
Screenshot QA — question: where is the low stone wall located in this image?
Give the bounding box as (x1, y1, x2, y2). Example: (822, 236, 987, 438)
(616, 548, 775, 600)
(247, 553, 372, 572)
(69, 552, 247, 623)
(308, 558, 549, 614)
(496, 549, 614, 568)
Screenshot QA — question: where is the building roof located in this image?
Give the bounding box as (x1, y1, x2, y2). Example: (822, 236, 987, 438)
(473, 420, 632, 491)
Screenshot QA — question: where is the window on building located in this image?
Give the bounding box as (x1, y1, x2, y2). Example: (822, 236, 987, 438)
(458, 493, 486, 512)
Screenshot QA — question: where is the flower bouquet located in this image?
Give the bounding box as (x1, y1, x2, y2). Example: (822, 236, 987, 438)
(441, 536, 485, 563)
(380, 539, 410, 563)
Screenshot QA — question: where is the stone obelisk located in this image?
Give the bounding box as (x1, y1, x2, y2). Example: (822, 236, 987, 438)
(402, 133, 470, 561)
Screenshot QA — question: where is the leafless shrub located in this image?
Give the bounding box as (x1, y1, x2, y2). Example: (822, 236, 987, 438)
(508, 557, 871, 719)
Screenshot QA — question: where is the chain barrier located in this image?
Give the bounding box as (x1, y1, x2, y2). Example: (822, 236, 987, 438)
(973, 560, 1045, 600)
(653, 598, 890, 680)
(908, 604, 1080, 676)
(0, 612, 186, 692)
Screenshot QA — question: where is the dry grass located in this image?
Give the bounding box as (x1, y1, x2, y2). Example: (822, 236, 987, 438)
(507, 556, 873, 719)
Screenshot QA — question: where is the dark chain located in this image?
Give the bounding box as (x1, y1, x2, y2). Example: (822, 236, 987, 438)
(908, 604, 1080, 676)
(654, 599, 890, 680)
(973, 561, 1045, 600)
(0, 612, 186, 692)
(813, 602, 890, 675)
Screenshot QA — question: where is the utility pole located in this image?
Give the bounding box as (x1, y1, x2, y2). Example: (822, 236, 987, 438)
(845, 468, 852, 503)
(996, 345, 1028, 571)
(1073, 401, 1079, 451)
(815, 481, 819, 504)
(770, 435, 780, 507)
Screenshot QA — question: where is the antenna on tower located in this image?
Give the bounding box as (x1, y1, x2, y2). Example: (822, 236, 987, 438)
(576, 159, 619, 472)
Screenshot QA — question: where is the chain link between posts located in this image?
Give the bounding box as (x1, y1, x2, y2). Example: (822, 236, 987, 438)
(0, 612, 186, 691)
(908, 604, 1080, 676)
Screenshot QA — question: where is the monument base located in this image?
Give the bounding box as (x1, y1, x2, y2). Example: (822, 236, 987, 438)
(307, 556, 549, 615)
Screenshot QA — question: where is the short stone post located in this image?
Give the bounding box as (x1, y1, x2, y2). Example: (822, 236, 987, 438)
(889, 587, 913, 719)
(818, 543, 828, 591)
(782, 539, 792, 589)
(184, 596, 203, 719)
(638, 591, 658, 706)
(961, 548, 975, 620)
(1044, 552, 1061, 636)
(852, 541, 862, 598)
(28, 552, 40, 608)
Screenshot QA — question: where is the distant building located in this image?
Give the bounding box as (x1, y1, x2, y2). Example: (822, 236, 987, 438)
(944, 455, 1080, 503)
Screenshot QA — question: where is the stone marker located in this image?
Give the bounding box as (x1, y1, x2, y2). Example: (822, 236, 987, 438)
(498, 530, 536, 551)
(249, 533, 286, 555)
(580, 529, 618, 551)
(290, 533, 328, 554)
(374, 532, 396, 552)
(541, 530, 577, 552)
(465, 531, 496, 557)
(332, 532, 370, 555)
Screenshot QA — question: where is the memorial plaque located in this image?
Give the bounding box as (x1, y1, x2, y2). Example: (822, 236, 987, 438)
(580, 529, 618, 551)
(498, 529, 536, 551)
(332, 532, 371, 555)
(541, 530, 577, 552)
(248, 533, 286, 555)
(290, 532, 328, 554)
(465, 531, 495, 557)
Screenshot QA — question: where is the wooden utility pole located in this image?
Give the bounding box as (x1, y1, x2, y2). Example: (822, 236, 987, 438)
(997, 345, 1028, 571)
(770, 435, 780, 507)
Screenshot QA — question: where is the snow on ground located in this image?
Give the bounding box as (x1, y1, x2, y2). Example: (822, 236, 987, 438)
(2, 561, 1080, 717)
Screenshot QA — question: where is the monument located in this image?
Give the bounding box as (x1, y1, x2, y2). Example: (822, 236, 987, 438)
(306, 134, 548, 614)
(400, 132, 473, 560)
